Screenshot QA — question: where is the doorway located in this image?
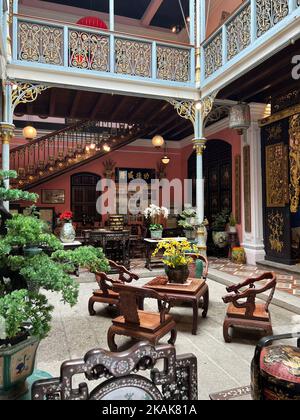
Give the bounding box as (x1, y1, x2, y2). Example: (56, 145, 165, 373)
(71, 172, 101, 222)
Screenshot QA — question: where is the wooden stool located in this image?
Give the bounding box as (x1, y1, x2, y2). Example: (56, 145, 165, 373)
(222, 272, 277, 343)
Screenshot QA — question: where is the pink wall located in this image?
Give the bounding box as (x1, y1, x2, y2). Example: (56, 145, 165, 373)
(205, 0, 244, 37)
(27, 144, 185, 215)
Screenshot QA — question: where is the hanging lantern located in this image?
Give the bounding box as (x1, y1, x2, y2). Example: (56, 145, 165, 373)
(152, 135, 164, 148)
(76, 16, 108, 30)
(229, 103, 251, 135)
(23, 126, 37, 140)
(161, 155, 170, 165)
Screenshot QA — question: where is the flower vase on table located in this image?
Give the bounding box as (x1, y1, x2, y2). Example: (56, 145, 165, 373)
(144, 205, 169, 240)
(59, 211, 76, 243)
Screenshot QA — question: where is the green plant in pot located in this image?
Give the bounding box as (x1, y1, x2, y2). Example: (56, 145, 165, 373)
(0, 170, 110, 400)
(211, 210, 230, 249)
(178, 206, 197, 240)
(229, 213, 237, 233)
(152, 239, 197, 284)
(144, 205, 169, 240)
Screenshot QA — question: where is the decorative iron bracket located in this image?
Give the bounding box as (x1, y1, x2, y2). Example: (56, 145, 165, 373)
(9, 81, 49, 114)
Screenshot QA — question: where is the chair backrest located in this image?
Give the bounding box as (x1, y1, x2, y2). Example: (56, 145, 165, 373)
(32, 342, 198, 400)
(223, 272, 277, 317)
(113, 283, 167, 326)
(189, 254, 209, 279)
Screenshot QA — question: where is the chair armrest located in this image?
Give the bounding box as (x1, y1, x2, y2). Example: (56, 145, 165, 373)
(109, 260, 139, 283)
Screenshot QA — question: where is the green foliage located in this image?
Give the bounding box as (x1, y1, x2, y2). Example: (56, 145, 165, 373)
(178, 207, 197, 231)
(229, 213, 237, 227)
(211, 210, 230, 231)
(0, 188, 38, 203)
(178, 220, 195, 230)
(51, 246, 110, 274)
(0, 290, 53, 340)
(149, 224, 163, 231)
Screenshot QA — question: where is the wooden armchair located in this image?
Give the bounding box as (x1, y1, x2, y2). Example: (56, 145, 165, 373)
(222, 272, 277, 343)
(88, 260, 139, 316)
(107, 284, 177, 352)
(32, 342, 198, 400)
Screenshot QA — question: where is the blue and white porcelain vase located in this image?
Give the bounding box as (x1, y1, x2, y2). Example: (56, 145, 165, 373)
(60, 222, 76, 243)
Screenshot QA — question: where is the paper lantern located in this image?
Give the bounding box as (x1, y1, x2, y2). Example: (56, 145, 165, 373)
(23, 126, 37, 140)
(152, 135, 164, 148)
(76, 16, 108, 30)
(229, 104, 251, 135)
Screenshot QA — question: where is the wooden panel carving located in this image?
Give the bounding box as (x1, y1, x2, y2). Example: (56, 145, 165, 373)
(235, 155, 241, 224)
(267, 210, 284, 253)
(289, 114, 300, 213)
(266, 143, 289, 208)
(243, 145, 251, 233)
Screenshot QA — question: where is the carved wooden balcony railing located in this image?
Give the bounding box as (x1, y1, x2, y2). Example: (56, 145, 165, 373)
(202, 0, 300, 83)
(10, 119, 145, 189)
(13, 14, 193, 86)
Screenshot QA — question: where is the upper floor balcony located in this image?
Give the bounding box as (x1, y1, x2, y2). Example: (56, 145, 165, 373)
(201, 0, 300, 97)
(6, 0, 198, 100)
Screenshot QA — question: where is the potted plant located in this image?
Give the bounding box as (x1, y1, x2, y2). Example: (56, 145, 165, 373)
(144, 205, 169, 240)
(59, 211, 76, 243)
(229, 213, 237, 233)
(152, 239, 197, 284)
(178, 206, 197, 240)
(0, 170, 110, 400)
(211, 210, 229, 248)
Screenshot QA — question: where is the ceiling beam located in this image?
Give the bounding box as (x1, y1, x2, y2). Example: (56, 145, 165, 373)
(141, 0, 164, 26)
(69, 91, 83, 118)
(49, 88, 57, 116)
(91, 94, 108, 119)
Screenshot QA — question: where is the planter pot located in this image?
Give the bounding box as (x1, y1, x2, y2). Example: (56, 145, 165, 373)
(184, 229, 196, 240)
(0, 336, 39, 400)
(212, 231, 229, 248)
(23, 247, 43, 258)
(229, 226, 237, 233)
(165, 266, 189, 284)
(150, 230, 163, 240)
(60, 222, 76, 243)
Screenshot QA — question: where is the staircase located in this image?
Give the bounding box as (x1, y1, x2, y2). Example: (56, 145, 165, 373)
(9, 119, 146, 189)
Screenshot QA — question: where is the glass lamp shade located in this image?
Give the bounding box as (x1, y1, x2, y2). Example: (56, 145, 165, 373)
(23, 126, 37, 140)
(103, 143, 111, 152)
(152, 135, 164, 148)
(162, 155, 170, 165)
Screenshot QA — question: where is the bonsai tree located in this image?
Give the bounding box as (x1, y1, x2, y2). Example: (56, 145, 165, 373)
(211, 210, 230, 232)
(178, 206, 197, 231)
(0, 170, 109, 344)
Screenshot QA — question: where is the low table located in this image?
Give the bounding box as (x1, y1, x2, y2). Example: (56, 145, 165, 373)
(144, 276, 209, 335)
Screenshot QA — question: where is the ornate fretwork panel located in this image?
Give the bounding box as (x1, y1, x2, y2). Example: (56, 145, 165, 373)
(289, 114, 300, 213)
(18, 21, 63, 65)
(204, 31, 222, 78)
(266, 143, 289, 207)
(115, 38, 151, 78)
(227, 3, 251, 61)
(69, 30, 109, 72)
(268, 210, 284, 253)
(157, 46, 190, 82)
(256, 0, 289, 38)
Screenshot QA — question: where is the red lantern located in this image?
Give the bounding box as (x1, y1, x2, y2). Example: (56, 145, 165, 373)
(76, 16, 108, 30)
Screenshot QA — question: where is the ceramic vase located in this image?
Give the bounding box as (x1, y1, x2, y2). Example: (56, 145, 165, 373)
(60, 222, 76, 243)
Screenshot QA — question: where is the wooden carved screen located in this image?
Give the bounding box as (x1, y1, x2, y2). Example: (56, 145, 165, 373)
(261, 119, 294, 264)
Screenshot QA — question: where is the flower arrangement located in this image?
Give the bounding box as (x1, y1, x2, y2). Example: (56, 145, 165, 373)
(60, 211, 73, 223)
(144, 204, 169, 232)
(153, 239, 197, 269)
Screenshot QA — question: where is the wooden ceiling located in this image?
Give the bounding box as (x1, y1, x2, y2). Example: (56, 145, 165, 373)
(218, 37, 300, 104)
(14, 89, 193, 141)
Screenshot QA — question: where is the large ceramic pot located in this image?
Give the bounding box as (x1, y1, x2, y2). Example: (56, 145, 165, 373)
(212, 231, 228, 248)
(150, 230, 163, 240)
(0, 336, 39, 400)
(60, 222, 76, 243)
(165, 266, 189, 284)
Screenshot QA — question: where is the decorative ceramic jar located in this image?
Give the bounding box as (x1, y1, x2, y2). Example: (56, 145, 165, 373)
(184, 229, 196, 240)
(0, 336, 39, 400)
(232, 247, 246, 264)
(150, 230, 163, 240)
(212, 231, 228, 248)
(60, 222, 76, 243)
(165, 266, 189, 284)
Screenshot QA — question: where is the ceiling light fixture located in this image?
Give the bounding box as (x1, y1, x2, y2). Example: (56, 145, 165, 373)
(152, 135, 165, 148)
(103, 143, 111, 152)
(22, 126, 37, 141)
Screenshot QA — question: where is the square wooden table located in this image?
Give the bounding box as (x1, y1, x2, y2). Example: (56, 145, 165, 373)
(144, 277, 209, 335)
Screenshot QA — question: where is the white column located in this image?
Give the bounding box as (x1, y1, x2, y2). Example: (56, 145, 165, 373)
(1, 82, 14, 204)
(109, 0, 115, 31)
(199, 0, 206, 43)
(241, 103, 271, 265)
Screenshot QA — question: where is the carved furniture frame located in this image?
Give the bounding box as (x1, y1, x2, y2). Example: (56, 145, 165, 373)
(107, 284, 177, 352)
(222, 272, 277, 343)
(32, 342, 198, 400)
(88, 260, 139, 316)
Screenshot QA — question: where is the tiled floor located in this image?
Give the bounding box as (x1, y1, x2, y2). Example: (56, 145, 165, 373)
(209, 257, 300, 298)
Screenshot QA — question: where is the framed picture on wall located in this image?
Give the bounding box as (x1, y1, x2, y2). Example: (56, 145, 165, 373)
(42, 189, 65, 204)
(38, 207, 55, 232)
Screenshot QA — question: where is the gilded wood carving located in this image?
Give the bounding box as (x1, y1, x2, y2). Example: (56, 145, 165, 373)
(268, 211, 284, 253)
(289, 114, 300, 213)
(243, 145, 251, 233)
(266, 143, 289, 208)
(235, 155, 241, 224)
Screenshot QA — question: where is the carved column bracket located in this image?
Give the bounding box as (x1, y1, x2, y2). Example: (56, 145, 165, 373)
(168, 99, 196, 127)
(0, 123, 15, 144)
(193, 138, 206, 155)
(10, 82, 49, 114)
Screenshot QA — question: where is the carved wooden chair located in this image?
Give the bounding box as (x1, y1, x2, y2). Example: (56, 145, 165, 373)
(222, 272, 277, 343)
(32, 341, 198, 400)
(107, 284, 177, 352)
(88, 260, 139, 316)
